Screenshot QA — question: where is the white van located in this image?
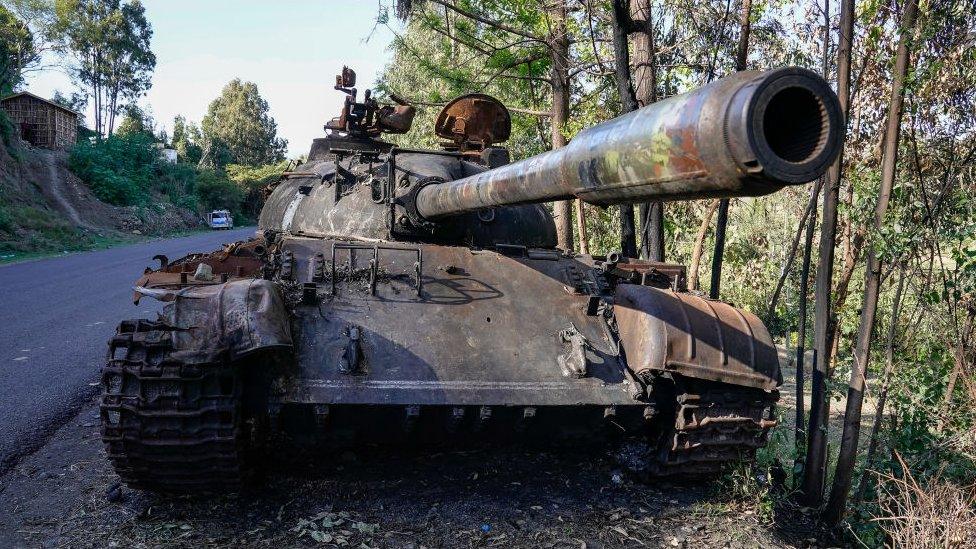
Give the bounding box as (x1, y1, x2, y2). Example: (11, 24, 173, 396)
(206, 210, 234, 230)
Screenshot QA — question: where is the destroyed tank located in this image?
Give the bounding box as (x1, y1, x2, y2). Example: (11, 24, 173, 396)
(101, 66, 843, 492)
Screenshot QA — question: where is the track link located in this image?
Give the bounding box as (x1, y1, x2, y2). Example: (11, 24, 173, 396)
(648, 377, 778, 476)
(101, 319, 246, 492)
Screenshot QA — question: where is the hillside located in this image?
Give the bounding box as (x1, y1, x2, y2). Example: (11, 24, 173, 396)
(0, 130, 203, 259)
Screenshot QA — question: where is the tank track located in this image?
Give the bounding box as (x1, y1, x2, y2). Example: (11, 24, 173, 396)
(648, 377, 778, 476)
(100, 319, 246, 492)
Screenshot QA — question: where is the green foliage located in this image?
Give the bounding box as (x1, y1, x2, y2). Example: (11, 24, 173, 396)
(0, 4, 38, 96)
(68, 131, 157, 205)
(226, 161, 288, 218)
(51, 0, 156, 135)
(171, 114, 202, 165)
(0, 198, 134, 257)
(194, 169, 243, 216)
(0, 110, 17, 152)
(114, 103, 154, 137)
(154, 161, 198, 210)
(64, 125, 268, 219)
(201, 79, 286, 166)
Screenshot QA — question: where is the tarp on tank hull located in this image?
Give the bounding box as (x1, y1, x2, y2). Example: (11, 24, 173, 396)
(133, 279, 293, 364)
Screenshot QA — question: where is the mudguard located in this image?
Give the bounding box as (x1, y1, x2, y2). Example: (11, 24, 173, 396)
(614, 284, 781, 391)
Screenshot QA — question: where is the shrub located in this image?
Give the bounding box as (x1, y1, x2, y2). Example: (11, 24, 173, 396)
(872, 453, 976, 548)
(0, 110, 14, 147)
(154, 161, 198, 209)
(195, 169, 244, 217)
(226, 161, 288, 218)
(68, 132, 157, 206)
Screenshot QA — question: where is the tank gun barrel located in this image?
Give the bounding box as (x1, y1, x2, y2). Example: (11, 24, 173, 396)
(414, 67, 843, 220)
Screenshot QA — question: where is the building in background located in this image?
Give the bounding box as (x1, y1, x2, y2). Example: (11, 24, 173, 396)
(0, 92, 79, 150)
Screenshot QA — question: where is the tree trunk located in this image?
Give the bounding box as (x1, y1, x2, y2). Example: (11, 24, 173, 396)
(823, 0, 918, 523)
(93, 51, 102, 137)
(854, 264, 906, 505)
(708, 0, 751, 299)
(733, 0, 752, 71)
(549, 0, 574, 251)
(689, 199, 721, 291)
(794, 179, 821, 483)
(630, 0, 664, 260)
(709, 199, 730, 299)
(108, 86, 118, 136)
(610, 0, 638, 257)
(643, 203, 665, 261)
(575, 201, 589, 253)
(795, 3, 830, 483)
(767, 180, 822, 320)
(939, 312, 975, 424)
(801, 0, 855, 507)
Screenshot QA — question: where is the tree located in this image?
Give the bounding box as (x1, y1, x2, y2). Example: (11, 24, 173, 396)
(201, 79, 287, 166)
(0, 5, 39, 96)
(546, 0, 576, 251)
(823, 0, 920, 523)
(115, 103, 154, 137)
(104, 0, 154, 135)
(707, 0, 752, 300)
(52, 0, 155, 136)
(51, 89, 87, 112)
(607, 0, 645, 258)
(629, 0, 665, 261)
(172, 115, 203, 165)
(392, 0, 586, 251)
(801, 0, 855, 507)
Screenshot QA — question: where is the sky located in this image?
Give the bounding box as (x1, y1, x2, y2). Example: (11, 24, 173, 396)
(24, 0, 398, 157)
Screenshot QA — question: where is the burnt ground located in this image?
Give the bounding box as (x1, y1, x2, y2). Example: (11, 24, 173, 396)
(0, 396, 843, 549)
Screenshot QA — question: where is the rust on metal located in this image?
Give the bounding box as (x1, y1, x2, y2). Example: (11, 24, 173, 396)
(132, 238, 266, 303)
(98, 64, 835, 492)
(434, 93, 511, 152)
(613, 284, 781, 391)
(414, 67, 843, 219)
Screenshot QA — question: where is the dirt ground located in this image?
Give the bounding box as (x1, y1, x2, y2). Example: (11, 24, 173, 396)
(0, 141, 204, 259)
(0, 353, 852, 549)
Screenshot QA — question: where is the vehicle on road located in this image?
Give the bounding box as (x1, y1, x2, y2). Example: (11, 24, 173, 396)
(101, 66, 843, 493)
(206, 210, 233, 230)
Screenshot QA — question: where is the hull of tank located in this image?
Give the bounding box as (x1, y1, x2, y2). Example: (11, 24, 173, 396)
(268, 236, 649, 443)
(104, 235, 781, 491)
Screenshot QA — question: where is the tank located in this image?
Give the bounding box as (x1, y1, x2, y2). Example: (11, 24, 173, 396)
(100, 66, 843, 492)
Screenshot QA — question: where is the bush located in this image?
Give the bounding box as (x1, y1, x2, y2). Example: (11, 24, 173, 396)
(195, 169, 244, 217)
(155, 161, 199, 210)
(66, 129, 281, 222)
(68, 132, 157, 206)
(0, 110, 14, 147)
(226, 161, 288, 218)
(872, 453, 976, 548)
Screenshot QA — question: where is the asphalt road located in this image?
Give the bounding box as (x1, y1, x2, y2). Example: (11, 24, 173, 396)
(0, 227, 257, 476)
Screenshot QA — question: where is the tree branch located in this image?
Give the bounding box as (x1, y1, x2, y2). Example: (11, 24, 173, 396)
(427, 0, 545, 42)
(395, 96, 551, 117)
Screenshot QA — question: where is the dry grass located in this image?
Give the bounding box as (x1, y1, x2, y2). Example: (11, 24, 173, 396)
(871, 452, 976, 548)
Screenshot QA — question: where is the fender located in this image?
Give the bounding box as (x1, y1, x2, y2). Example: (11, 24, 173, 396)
(614, 284, 781, 391)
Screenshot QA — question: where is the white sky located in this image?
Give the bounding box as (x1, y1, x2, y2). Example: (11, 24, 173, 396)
(23, 0, 398, 157)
